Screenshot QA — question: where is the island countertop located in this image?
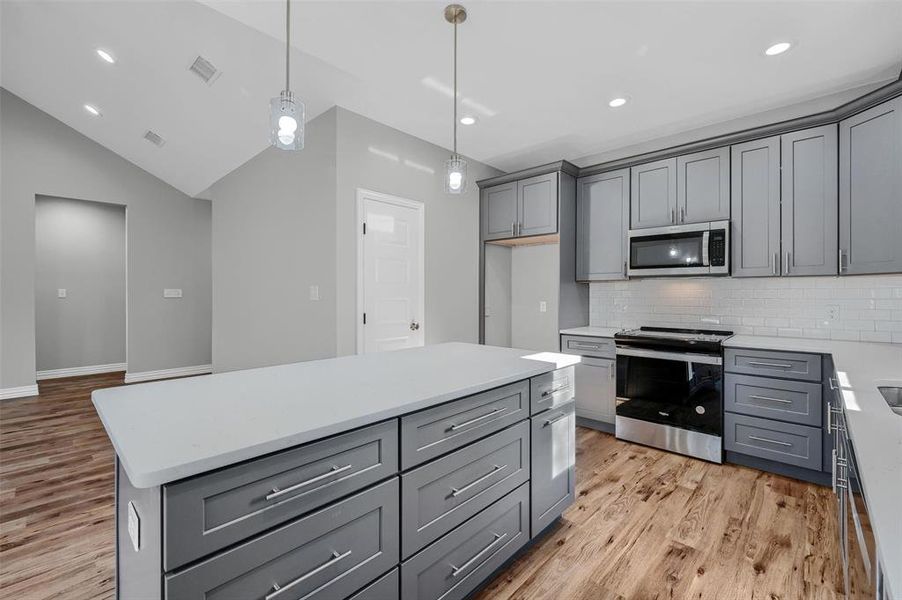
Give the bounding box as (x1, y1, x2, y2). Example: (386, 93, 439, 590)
(93, 343, 578, 489)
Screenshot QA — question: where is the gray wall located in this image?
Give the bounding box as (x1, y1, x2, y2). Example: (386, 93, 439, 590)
(35, 196, 126, 372)
(210, 109, 338, 372)
(334, 107, 502, 355)
(510, 243, 560, 352)
(0, 88, 212, 389)
(483, 244, 512, 347)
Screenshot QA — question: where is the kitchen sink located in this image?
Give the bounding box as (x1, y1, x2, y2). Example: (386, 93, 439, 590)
(878, 386, 902, 416)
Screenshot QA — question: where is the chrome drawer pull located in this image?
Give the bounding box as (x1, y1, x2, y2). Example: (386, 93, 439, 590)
(570, 342, 601, 350)
(747, 360, 793, 369)
(265, 464, 353, 501)
(829, 377, 839, 390)
(749, 394, 792, 405)
(451, 464, 507, 497)
(450, 532, 508, 578)
(265, 549, 352, 599)
(747, 434, 792, 448)
(543, 412, 568, 427)
(449, 407, 507, 431)
(541, 385, 568, 398)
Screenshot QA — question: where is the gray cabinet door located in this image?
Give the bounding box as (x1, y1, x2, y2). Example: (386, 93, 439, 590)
(839, 96, 902, 275)
(781, 124, 838, 276)
(731, 136, 781, 277)
(482, 182, 517, 241)
(573, 356, 615, 424)
(530, 403, 575, 536)
(349, 568, 399, 600)
(724, 373, 823, 427)
(725, 347, 822, 382)
(517, 172, 558, 237)
(677, 146, 730, 224)
(630, 157, 676, 229)
(575, 169, 629, 281)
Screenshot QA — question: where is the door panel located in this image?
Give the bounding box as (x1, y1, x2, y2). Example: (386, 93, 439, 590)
(530, 403, 575, 535)
(677, 146, 730, 223)
(574, 357, 615, 423)
(482, 183, 517, 240)
(576, 169, 629, 281)
(782, 125, 838, 276)
(631, 158, 676, 229)
(517, 173, 558, 237)
(362, 194, 424, 353)
(731, 137, 781, 277)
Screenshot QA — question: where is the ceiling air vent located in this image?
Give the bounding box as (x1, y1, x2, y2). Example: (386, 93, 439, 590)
(188, 55, 221, 85)
(143, 130, 166, 147)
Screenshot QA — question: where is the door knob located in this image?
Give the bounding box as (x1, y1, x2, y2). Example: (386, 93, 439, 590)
(410, 321, 420, 331)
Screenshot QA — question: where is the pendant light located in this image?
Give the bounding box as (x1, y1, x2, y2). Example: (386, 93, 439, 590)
(444, 4, 467, 194)
(270, 0, 305, 151)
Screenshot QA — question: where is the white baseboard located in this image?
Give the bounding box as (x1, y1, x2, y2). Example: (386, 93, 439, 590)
(37, 363, 127, 380)
(0, 384, 40, 400)
(124, 364, 212, 384)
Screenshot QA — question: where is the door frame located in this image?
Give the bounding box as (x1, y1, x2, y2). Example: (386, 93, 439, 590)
(355, 188, 425, 354)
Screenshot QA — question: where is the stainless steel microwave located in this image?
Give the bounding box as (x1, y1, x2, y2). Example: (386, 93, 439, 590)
(627, 220, 729, 277)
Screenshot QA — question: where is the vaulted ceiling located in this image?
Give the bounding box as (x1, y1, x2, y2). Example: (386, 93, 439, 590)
(3, 1, 901, 197)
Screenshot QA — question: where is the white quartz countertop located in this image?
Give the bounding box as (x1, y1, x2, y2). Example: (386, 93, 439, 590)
(726, 335, 902, 592)
(93, 343, 578, 489)
(559, 326, 620, 338)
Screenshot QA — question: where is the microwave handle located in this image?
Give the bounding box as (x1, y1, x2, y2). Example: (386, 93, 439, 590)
(702, 231, 710, 266)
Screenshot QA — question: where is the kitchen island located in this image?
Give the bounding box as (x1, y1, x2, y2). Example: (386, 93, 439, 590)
(93, 343, 579, 600)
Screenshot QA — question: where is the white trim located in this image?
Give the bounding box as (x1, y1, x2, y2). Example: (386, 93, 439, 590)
(37, 362, 127, 380)
(0, 384, 40, 400)
(124, 364, 212, 384)
(355, 188, 426, 355)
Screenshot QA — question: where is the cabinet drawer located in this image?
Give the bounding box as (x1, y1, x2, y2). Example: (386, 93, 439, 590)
(401, 483, 529, 600)
(560, 335, 615, 359)
(400, 381, 528, 470)
(165, 478, 400, 600)
(724, 413, 822, 471)
(531, 403, 576, 536)
(725, 374, 823, 427)
(349, 568, 399, 600)
(530, 367, 575, 415)
(725, 348, 822, 381)
(401, 421, 529, 559)
(163, 420, 398, 570)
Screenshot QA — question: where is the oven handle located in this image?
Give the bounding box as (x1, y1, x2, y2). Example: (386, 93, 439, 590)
(615, 346, 722, 366)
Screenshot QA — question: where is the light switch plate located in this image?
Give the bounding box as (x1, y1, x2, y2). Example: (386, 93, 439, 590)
(309, 285, 320, 301)
(57, 289, 67, 298)
(127, 501, 140, 552)
(163, 289, 183, 299)
(539, 301, 547, 313)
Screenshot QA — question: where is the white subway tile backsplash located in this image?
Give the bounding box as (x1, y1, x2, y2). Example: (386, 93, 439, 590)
(589, 275, 902, 344)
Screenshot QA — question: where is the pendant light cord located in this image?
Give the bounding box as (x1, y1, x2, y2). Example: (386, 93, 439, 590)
(285, 0, 291, 91)
(452, 15, 458, 159)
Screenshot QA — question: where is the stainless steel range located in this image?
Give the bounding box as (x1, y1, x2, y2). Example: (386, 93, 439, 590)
(614, 326, 733, 463)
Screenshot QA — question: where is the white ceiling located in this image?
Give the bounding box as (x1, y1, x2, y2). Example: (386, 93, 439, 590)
(3, 1, 901, 197)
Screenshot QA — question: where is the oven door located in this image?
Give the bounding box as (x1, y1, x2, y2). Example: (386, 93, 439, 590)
(615, 346, 723, 438)
(628, 224, 711, 277)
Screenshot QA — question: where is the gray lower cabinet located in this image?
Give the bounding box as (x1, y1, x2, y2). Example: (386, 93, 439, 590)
(724, 373, 823, 427)
(164, 478, 400, 600)
(724, 348, 822, 382)
(530, 403, 576, 536)
(163, 420, 399, 570)
(724, 413, 822, 471)
(781, 124, 839, 276)
(575, 169, 629, 281)
(560, 334, 615, 359)
(400, 421, 530, 558)
(349, 568, 399, 600)
(482, 182, 518, 241)
(400, 483, 530, 600)
(731, 136, 781, 277)
(518, 172, 558, 237)
(631, 157, 677, 229)
(677, 146, 730, 224)
(529, 367, 574, 415)
(400, 380, 529, 469)
(839, 95, 902, 275)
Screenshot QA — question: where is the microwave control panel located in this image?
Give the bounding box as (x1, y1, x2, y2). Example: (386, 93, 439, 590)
(709, 231, 727, 267)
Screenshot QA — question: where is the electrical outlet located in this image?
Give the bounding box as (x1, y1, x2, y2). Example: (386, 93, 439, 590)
(57, 288, 67, 298)
(826, 305, 839, 321)
(163, 289, 183, 299)
(309, 285, 320, 301)
(539, 301, 547, 313)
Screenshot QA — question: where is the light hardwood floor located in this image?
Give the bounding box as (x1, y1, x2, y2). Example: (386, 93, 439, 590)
(0, 374, 846, 600)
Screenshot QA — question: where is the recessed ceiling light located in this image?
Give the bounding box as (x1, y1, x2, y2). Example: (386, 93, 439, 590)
(84, 104, 101, 117)
(460, 116, 476, 125)
(608, 97, 628, 108)
(765, 42, 792, 56)
(96, 48, 116, 64)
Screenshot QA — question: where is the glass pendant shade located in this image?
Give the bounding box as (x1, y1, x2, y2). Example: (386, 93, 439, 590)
(445, 157, 467, 194)
(270, 90, 305, 151)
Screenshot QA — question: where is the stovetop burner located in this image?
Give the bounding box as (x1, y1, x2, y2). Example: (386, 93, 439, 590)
(614, 326, 733, 353)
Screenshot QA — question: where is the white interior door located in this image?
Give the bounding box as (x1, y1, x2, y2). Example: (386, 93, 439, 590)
(358, 189, 424, 353)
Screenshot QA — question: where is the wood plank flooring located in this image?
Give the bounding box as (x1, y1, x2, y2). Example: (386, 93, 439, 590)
(0, 374, 846, 600)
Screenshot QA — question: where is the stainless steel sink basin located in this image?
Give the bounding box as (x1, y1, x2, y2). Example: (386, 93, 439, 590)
(878, 386, 902, 416)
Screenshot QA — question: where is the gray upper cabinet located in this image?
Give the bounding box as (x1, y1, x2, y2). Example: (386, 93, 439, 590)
(630, 157, 676, 229)
(839, 96, 902, 275)
(575, 169, 629, 281)
(677, 146, 730, 224)
(731, 136, 781, 277)
(482, 182, 518, 241)
(781, 124, 838, 276)
(518, 173, 558, 237)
